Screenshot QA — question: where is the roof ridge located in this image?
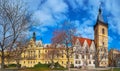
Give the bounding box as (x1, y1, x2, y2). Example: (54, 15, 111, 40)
(75, 36, 93, 41)
(74, 37, 93, 47)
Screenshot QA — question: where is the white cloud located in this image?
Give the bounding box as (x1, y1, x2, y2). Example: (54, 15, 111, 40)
(29, 0, 69, 36)
(32, 10, 55, 27)
(44, 0, 68, 13)
(74, 20, 94, 39)
(31, 0, 68, 27)
(108, 36, 113, 43)
(104, 0, 120, 35)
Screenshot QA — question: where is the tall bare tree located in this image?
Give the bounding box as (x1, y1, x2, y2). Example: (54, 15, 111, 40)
(44, 44, 61, 68)
(0, 0, 30, 69)
(52, 21, 76, 71)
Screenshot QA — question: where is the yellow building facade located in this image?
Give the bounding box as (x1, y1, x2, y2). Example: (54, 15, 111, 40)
(20, 39, 73, 67)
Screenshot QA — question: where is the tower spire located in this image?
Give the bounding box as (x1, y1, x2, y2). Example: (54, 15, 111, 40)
(97, 2, 104, 22)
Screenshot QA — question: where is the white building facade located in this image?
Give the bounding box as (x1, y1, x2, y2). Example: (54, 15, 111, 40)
(73, 37, 96, 68)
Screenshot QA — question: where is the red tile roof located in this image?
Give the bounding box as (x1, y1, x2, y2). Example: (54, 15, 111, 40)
(73, 36, 93, 47)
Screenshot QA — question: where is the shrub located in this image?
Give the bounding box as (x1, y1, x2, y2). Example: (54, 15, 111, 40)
(8, 64, 17, 67)
(54, 62, 64, 68)
(33, 62, 64, 69)
(34, 62, 49, 68)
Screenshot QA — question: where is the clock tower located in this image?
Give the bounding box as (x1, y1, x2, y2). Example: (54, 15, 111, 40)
(94, 8, 108, 67)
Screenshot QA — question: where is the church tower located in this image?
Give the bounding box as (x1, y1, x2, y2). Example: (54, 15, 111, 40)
(94, 8, 108, 67)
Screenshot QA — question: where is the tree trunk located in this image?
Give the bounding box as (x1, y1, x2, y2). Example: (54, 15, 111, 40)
(50, 60, 54, 69)
(68, 61, 70, 71)
(67, 54, 70, 71)
(16, 59, 20, 69)
(1, 49, 5, 70)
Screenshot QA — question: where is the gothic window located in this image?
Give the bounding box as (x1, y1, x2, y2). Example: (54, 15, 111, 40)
(102, 28, 105, 34)
(89, 61, 91, 64)
(75, 61, 77, 64)
(62, 55, 64, 58)
(82, 55, 84, 59)
(102, 42, 104, 46)
(75, 55, 79, 59)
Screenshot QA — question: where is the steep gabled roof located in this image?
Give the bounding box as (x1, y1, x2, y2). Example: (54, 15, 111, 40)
(73, 36, 93, 47)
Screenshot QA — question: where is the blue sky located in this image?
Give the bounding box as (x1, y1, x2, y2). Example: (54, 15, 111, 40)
(25, 0, 120, 50)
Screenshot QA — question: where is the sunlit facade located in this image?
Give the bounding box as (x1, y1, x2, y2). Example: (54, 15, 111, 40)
(20, 39, 73, 67)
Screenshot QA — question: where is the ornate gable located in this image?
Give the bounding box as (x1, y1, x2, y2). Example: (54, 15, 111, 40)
(73, 36, 93, 47)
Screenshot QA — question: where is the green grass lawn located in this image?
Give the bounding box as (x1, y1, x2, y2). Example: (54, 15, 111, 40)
(20, 67, 67, 71)
(19, 62, 67, 71)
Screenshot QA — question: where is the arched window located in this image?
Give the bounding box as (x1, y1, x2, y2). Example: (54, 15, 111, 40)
(102, 42, 104, 46)
(102, 28, 105, 34)
(75, 55, 79, 59)
(82, 55, 84, 59)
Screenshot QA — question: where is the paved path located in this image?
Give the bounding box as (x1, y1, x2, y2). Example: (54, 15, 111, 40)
(0, 67, 111, 71)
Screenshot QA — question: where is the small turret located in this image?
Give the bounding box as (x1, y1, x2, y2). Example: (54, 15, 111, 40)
(32, 32, 36, 42)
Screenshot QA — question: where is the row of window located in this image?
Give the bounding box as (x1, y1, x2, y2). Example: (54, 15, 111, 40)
(99, 55, 108, 59)
(95, 28, 105, 35)
(75, 55, 94, 59)
(24, 50, 40, 54)
(24, 55, 40, 58)
(24, 50, 67, 54)
(75, 61, 95, 64)
(24, 61, 73, 65)
(24, 55, 73, 59)
(101, 61, 107, 65)
(24, 61, 36, 64)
